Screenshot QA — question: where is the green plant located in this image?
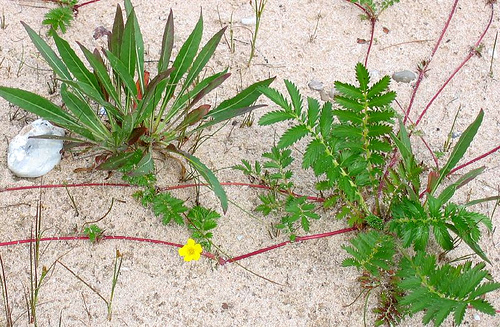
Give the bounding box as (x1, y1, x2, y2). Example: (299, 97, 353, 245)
(0, 0, 272, 213)
(248, 0, 268, 66)
(83, 224, 103, 243)
(128, 173, 221, 251)
(57, 249, 123, 321)
(42, 0, 78, 35)
(236, 63, 499, 325)
(348, 0, 400, 20)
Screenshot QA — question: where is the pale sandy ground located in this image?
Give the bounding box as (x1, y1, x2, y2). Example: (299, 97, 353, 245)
(0, 0, 499, 326)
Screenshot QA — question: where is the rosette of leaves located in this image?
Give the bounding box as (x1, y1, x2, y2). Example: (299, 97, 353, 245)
(0, 0, 273, 211)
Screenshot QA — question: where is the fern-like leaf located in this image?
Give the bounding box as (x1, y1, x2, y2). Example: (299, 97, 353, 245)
(342, 231, 395, 277)
(258, 86, 292, 113)
(355, 62, 370, 92)
(153, 193, 188, 225)
(284, 80, 303, 116)
(398, 252, 500, 326)
(259, 110, 295, 125)
(277, 124, 310, 149)
(43, 7, 74, 35)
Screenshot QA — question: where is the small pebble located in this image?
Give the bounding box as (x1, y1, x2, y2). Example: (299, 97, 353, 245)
(320, 89, 330, 101)
(236, 235, 244, 241)
(451, 131, 462, 139)
(392, 70, 417, 83)
(369, 69, 380, 81)
(308, 79, 324, 91)
(241, 16, 257, 25)
(328, 88, 337, 99)
(473, 313, 480, 321)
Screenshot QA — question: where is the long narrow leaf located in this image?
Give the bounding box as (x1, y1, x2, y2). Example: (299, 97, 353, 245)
(136, 68, 175, 123)
(60, 84, 110, 141)
(78, 43, 122, 111)
(172, 148, 228, 213)
(158, 9, 174, 72)
(433, 110, 484, 194)
(105, 50, 138, 98)
(183, 27, 226, 90)
(209, 77, 275, 116)
(109, 4, 124, 57)
(120, 11, 136, 79)
(0, 87, 84, 134)
(53, 32, 100, 92)
(21, 22, 71, 80)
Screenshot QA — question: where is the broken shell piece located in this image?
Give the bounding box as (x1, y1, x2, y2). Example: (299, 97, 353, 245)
(7, 119, 65, 178)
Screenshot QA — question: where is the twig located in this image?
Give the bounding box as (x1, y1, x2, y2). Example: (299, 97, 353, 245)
(403, 0, 459, 124)
(414, 2, 494, 126)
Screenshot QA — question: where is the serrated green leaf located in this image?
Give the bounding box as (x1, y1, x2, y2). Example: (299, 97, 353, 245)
(367, 75, 391, 99)
(42, 7, 73, 35)
(284, 80, 303, 116)
(334, 82, 363, 99)
(259, 110, 294, 125)
(278, 124, 310, 148)
(355, 62, 370, 92)
(368, 92, 396, 108)
(334, 95, 365, 111)
(302, 139, 326, 168)
(258, 86, 291, 112)
(319, 101, 333, 138)
(306, 96, 320, 127)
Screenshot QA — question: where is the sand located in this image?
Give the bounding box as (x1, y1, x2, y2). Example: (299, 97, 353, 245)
(0, 0, 499, 326)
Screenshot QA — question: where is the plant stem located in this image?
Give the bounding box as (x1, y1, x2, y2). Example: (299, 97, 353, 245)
(403, 0, 459, 124)
(248, 0, 267, 67)
(0, 255, 13, 327)
(414, 2, 494, 126)
(0, 228, 357, 265)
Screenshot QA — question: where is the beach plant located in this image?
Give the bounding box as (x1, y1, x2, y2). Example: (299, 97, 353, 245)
(345, 0, 400, 65)
(42, 0, 78, 35)
(41, 0, 102, 35)
(235, 63, 499, 325)
(0, 0, 273, 214)
(247, 0, 268, 66)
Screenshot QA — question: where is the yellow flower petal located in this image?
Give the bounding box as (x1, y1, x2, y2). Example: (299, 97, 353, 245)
(179, 239, 203, 261)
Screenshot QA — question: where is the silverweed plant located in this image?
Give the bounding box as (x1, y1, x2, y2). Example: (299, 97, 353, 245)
(235, 63, 499, 326)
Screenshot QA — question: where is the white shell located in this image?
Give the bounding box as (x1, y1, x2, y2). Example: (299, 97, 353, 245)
(7, 119, 65, 178)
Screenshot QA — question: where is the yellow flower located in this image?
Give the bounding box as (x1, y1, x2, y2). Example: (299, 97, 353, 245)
(179, 239, 203, 261)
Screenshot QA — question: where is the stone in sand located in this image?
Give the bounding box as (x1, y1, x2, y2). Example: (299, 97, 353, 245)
(392, 70, 417, 83)
(7, 119, 65, 178)
(308, 79, 324, 91)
